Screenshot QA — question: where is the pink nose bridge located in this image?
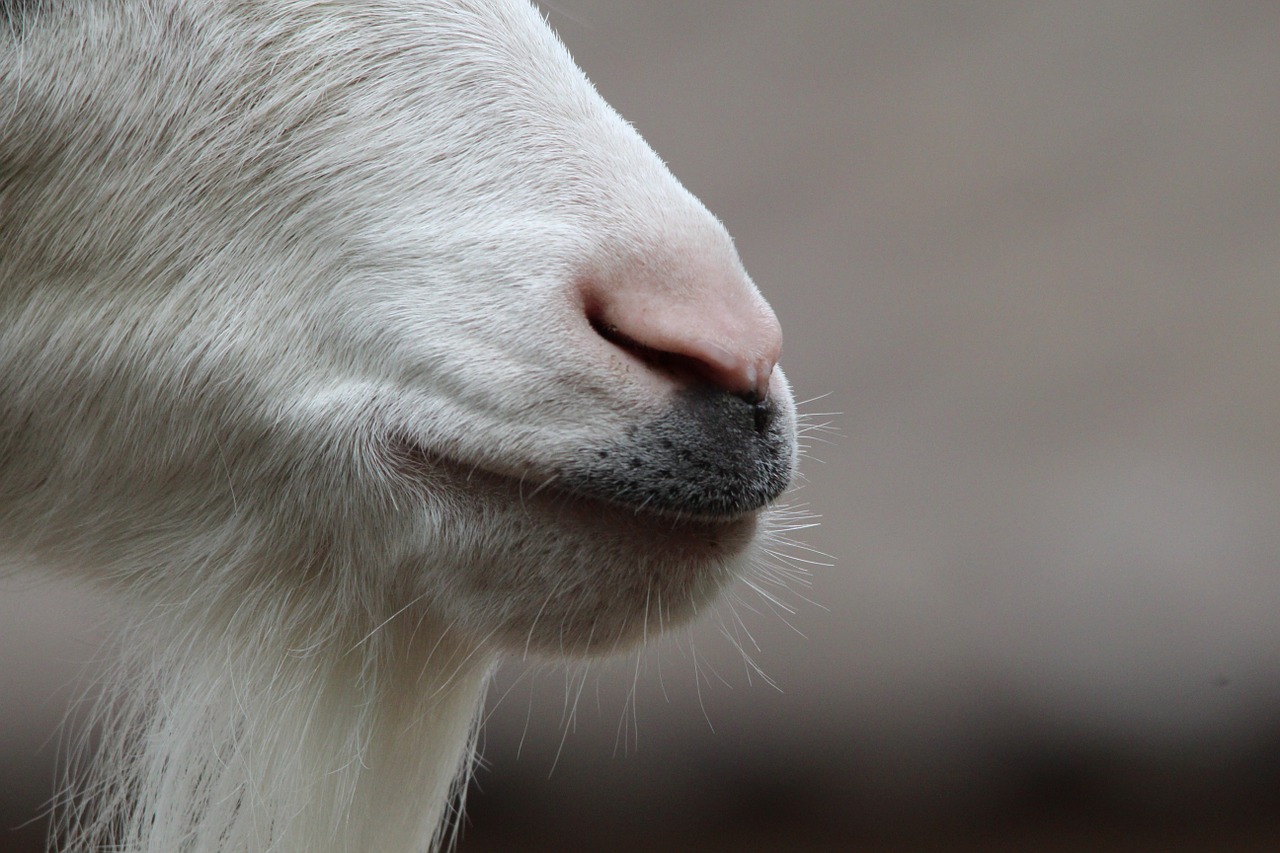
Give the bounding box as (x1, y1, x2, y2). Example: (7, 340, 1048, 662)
(583, 250, 783, 401)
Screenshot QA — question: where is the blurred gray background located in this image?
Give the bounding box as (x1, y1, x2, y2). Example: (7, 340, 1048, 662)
(4, 2, 1280, 850)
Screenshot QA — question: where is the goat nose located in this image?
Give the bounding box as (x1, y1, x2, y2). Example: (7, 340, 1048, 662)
(584, 252, 782, 402)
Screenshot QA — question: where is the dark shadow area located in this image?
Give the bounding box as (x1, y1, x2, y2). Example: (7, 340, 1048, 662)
(452, 725, 1280, 852)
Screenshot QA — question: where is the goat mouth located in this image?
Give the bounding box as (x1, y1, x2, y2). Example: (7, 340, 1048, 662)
(383, 386, 794, 524)
(387, 438, 763, 531)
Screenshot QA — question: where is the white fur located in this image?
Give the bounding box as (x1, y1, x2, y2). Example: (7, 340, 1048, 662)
(0, 2, 798, 851)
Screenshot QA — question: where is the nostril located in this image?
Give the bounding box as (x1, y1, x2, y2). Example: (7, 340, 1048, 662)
(589, 306, 778, 434)
(583, 283, 781, 403)
(588, 311, 729, 391)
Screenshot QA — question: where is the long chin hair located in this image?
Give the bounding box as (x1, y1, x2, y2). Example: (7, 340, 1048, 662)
(58, 578, 493, 853)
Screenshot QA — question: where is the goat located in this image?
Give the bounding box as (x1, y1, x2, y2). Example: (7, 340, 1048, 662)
(0, 1, 799, 850)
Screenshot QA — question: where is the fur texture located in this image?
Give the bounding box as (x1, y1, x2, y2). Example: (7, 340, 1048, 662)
(0, 2, 799, 850)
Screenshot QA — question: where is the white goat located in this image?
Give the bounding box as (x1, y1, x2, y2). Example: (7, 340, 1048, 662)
(0, 1, 798, 850)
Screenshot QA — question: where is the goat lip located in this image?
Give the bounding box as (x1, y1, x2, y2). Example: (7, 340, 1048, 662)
(388, 439, 759, 528)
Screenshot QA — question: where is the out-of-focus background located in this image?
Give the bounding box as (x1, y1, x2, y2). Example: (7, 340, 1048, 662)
(5, 2, 1280, 850)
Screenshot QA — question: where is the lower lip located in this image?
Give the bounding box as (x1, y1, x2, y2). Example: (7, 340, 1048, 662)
(390, 441, 759, 548)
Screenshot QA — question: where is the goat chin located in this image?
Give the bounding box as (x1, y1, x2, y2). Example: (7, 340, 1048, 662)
(1, 1, 800, 850)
